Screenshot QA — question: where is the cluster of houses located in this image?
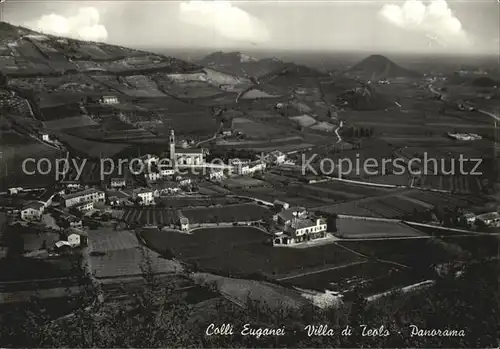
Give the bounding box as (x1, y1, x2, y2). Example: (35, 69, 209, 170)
(271, 201, 335, 246)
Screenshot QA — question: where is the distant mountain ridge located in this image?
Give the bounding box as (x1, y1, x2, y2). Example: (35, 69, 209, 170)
(197, 51, 285, 78)
(347, 54, 420, 80)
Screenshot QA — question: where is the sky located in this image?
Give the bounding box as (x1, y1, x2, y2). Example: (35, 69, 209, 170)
(1, 0, 498, 55)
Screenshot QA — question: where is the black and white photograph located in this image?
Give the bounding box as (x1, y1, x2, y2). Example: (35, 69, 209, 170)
(0, 0, 499, 347)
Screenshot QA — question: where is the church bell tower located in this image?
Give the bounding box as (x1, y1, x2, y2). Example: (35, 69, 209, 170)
(169, 129, 176, 165)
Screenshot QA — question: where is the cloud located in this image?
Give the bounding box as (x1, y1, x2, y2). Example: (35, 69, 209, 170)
(25, 7, 108, 42)
(379, 0, 469, 47)
(179, 1, 270, 43)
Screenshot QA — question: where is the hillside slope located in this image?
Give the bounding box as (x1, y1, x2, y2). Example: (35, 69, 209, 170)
(0, 21, 199, 76)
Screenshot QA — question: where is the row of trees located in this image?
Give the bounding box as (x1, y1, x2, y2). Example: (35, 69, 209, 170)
(0, 253, 498, 348)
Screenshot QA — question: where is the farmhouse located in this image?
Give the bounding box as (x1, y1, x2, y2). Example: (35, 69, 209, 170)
(178, 213, 189, 231)
(268, 151, 286, 165)
(61, 214, 83, 229)
(160, 167, 175, 177)
(152, 182, 181, 195)
(273, 217, 328, 245)
(133, 188, 154, 205)
(110, 178, 126, 189)
(63, 181, 81, 190)
(475, 212, 500, 227)
(21, 201, 44, 220)
(8, 187, 23, 195)
(462, 212, 476, 225)
(208, 169, 225, 181)
(237, 162, 266, 176)
(62, 188, 105, 208)
(74, 201, 94, 212)
(107, 190, 130, 206)
(67, 233, 81, 247)
(274, 206, 308, 225)
(100, 95, 119, 104)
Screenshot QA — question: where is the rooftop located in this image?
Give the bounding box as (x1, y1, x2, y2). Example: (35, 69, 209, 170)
(277, 206, 307, 222)
(287, 218, 317, 230)
(476, 212, 500, 221)
(22, 201, 44, 211)
(62, 188, 104, 201)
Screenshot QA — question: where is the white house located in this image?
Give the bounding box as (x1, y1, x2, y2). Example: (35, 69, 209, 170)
(133, 188, 154, 205)
(67, 234, 81, 247)
(462, 212, 476, 225)
(74, 201, 94, 212)
(62, 215, 83, 229)
(273, 217, 328, 245)
(177, 178, 192, 186)
(208, 169, 225, 181)
(110, 178, 126, 189)
(41, 134, 50, 142)
(160, 168, 175, 177)
(100, 95, 119, 104)
(62, 188, 105, 208)
(8, 187, 23, 195)
(179, 216, 189, 231)
(21, 201, 44, 220)
(144, 170, 161, 183)
(64, 181, 81, 190)
(268, 151, 286, 165)
(475, 212, 500, 227)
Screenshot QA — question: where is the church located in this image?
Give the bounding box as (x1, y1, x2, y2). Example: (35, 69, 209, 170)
(168, 130, 205, 166)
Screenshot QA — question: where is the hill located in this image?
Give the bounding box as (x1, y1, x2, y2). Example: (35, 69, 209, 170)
(347, 54, 420, 80)
(0, 21, 200, 76)
(471, 76, 498, 88)
(338, 85, 393, 111)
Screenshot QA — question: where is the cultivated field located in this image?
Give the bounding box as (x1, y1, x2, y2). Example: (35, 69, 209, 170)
(55, 133, 130, 158)
(357, 196, 431, 219)
(155, 196, 248, 209)
(232, 117, 289, 139)
(141, 226, 362, 279)
(221, 177, 270, 189)
(43, 115, 98, 130)
(290, 114, 317, 127)
(280, 261, 399, 293)
(335, 217, 425, 238)
(412, 175, 484, 194)
(87, 229, 181, 278)
(311, 122, 336, 132)
(180, 203, 271, 224)
(88, 228, 139, 252)
(0, 132, 64, 190)
(120, 208, 179, 226)
(338, 235, 499, 267)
